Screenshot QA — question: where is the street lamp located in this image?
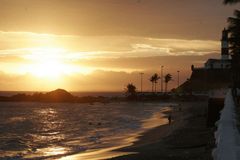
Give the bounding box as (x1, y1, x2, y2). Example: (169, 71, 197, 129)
(140, 72, 144, 93)
(161, 66, 164, 93)
(177, 70, 180, 88)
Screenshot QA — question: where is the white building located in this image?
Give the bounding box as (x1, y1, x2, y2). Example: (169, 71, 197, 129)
(204, 28, 231, 69)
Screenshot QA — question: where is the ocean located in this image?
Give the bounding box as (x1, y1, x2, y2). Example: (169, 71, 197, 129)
(0, 101, 174, 160)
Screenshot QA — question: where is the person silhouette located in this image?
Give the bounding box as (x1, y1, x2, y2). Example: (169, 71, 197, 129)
(168, 114, 172, 125)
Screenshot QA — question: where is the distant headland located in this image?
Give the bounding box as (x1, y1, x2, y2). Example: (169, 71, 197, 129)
(0, 89, 109, 103)
(0, 88, 207, 103)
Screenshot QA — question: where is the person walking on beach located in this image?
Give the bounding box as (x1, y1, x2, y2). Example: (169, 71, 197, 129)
(168, 114, 172, 125)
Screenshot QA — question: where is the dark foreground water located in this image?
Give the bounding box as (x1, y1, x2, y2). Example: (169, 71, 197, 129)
(0, 102, 173, 160)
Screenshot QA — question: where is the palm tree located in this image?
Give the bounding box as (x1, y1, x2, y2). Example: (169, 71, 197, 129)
(164, 74, 172, 93)
(125, 83, 137, 97)
(150, 75, 155, 93)
(227, 10, 240, 88)
(223, 0, 240, 89)
(150, 73, 160, 93)
(153, 73, 160, 93)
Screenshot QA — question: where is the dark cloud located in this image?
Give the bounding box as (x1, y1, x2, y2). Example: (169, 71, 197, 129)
(0, 0, 239, 40)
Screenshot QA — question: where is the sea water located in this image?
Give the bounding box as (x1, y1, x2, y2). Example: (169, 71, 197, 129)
(0, 102, 173, 159)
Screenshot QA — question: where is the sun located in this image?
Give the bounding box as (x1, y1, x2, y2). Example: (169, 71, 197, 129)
(31, 60, 65, 78)
(23, 47, 72, 79)
(20, 47, 94, 80)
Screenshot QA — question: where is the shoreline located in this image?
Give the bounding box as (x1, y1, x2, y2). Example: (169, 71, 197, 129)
(109, 101, 214, 160)
(59, 103, 176, 160)
(60, 101, 212, 160)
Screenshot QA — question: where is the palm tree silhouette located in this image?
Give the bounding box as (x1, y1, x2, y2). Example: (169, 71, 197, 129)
(223, 0, 240, 89)
(153, 73, 160, 93)
(150, 75, 155, 93)
(150, 73, 160, 93)
(228, 10, 240, 88)
(125, 83, 137, 96)
(164, 74, 172, 93)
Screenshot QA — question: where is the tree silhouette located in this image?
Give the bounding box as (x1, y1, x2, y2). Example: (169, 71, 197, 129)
(125, 83, 137, 97)
(150, 75, 155, 93)
(228, 10, 240, 88)
(223, 0, 240, 88)
(150, 73, 160, 93)
(153, 73, 160, 93)
(164, 74, 172, 93)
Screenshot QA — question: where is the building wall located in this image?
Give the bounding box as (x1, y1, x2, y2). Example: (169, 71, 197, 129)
(205, 61, 231, 69)
(179, 68, 232, 92)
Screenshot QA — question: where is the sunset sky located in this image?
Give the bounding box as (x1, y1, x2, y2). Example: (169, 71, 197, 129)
(0, 0, 239, 91)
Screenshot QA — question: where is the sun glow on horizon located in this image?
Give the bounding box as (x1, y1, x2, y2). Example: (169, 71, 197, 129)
(30, 61, 65, 79)
(20, 47, 92, 79)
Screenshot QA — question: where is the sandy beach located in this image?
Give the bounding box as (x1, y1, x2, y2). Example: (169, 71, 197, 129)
(109, 101, 214, 160)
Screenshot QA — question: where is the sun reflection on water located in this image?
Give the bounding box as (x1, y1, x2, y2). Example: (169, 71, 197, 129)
(37, 107, 57, 115)
(24, 146, 69, 159)
(37, 146, 68, 156)
(30, 107, 68, 158)
(35, 107, 63, 132)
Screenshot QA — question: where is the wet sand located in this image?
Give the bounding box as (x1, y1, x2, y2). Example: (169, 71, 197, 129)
(109, 101, 215, 160)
